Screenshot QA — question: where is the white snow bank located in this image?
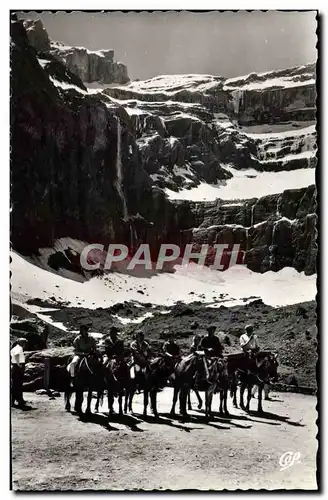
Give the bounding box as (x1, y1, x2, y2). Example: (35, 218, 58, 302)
(114, 74, 223, 96)
(224, 77, 315, 92)
(10, 252, 316, 309)
(245, 125, 316, 140)
(165, 167, 315, 201)
(49, 77, 87, 95)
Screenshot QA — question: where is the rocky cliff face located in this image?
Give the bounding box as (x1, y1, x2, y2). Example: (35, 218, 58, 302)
(11, 19, 317, 276)
(23, 19, 129, 85)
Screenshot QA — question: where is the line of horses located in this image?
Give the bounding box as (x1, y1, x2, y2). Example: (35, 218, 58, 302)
(64, 349, 279, 421)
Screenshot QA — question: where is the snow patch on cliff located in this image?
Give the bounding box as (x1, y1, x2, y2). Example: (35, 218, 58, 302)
(165, 167, 315, 201)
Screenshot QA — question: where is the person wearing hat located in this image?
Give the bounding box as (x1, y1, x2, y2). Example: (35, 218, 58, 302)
(103, 326, 125, 364)
(199, 326, 224, 381)
(240, 324, 260, 355)
(130, 330, 151, 378)
(200, 325, 224, 357)
(130, 330, 151, 365)
(70, 322, 97, 378)
(190, 333, 202, 354)
(11, 337, 28, 407)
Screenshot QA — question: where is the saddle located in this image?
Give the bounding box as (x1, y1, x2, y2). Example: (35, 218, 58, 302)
(67, 355, 94, 375)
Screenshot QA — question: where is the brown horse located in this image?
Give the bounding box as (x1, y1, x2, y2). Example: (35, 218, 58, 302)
(227, 351, 279, 413)
(64, 354, 103, 415)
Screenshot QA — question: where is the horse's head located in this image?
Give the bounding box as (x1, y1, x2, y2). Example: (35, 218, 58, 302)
(207, 357, 227, 389)
(258, 353, 279, 382)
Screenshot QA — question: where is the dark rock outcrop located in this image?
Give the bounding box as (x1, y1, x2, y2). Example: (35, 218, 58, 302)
(11, 20, 317, 276)
(23, 19, 129, 85)
(23, 19, 51, 52)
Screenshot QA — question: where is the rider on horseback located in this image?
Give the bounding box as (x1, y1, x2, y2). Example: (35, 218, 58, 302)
(103, 326, 125, 364)
(190, 333, 202, 354)
(70, 322, 97, 381)
(199, 325, 224, 380)
(200, 325, 224, 357)
(240, 324, 260, 356)
(162, 338, 181, 358)
(130, 330, 151, 377)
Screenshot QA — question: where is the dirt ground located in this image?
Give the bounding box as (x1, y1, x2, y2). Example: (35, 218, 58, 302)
(11, 389, 317, 491)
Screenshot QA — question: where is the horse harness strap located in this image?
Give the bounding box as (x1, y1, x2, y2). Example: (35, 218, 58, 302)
(80, 356, 94, 375)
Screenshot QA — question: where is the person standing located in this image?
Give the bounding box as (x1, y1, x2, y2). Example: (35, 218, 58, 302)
(11, 337, 27, 407)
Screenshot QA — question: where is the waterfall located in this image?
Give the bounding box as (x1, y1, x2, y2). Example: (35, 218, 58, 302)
(115, 117, 128, 220)
(129, 223, 138, 255)
(231, 90, 244, 115)
(250, 204, 255, 227)
(269, 221, 278, 271)
(276, 197, 281, 218)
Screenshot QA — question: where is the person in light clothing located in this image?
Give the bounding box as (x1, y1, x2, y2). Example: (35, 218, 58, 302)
(11, 338, 27, 407)
(240, 324, 260, 354)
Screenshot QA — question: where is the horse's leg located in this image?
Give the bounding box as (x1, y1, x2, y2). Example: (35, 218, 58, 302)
(194, 389, 203, 409)
(108, 391, 114, 417)
(231, 373, 238, 408)
(124, 387, 129, 414)
(150, 389, 159, 419)
(143, 388, 149, 416)
(129, 387, 136, 413)
(240, 383, 246, 410)
(170, 384, 179, 416)
(205, 391, 209, 419)
(187, 390, 192, 411)
(85, 387, 92, 415)
(179, 387, 188, 418)
(64, 389, 71, 411)
(224, 387, 229, 415)
(219, 389, 223, 415)
(257, 384, 264, 413)
(206, 392, 214, 420)
(75, 390, 83, 414)
(246, 384, 252, 412)
(118, 392, 123, 415)
(95, 389, 103, 413)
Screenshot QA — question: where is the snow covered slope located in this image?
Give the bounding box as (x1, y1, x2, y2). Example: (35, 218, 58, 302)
(11, 252, 316, 309)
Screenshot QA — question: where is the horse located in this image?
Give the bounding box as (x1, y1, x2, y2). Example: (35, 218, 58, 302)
(64, 354, 103, 415)
(126, 355, 178, 418)
(169, 353, 207, 418)
(204, 357, 229, 418)
(95, 356, 131, 417)
(227, 351, 279, 413)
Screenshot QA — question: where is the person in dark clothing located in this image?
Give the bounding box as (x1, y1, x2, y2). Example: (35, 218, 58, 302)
(200, 325, 224, 357)
(162, 339, 181, 358)
(103, 326, 125, 363)
(199, 326, 224, 380)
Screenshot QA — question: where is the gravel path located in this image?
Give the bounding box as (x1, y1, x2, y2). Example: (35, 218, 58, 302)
(11, 389, 317, 491)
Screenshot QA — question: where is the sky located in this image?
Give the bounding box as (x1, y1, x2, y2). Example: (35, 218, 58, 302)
(18, 11, 317, 81)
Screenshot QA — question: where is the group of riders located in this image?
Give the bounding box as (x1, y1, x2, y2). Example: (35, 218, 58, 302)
(69, 321, 264, 393)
